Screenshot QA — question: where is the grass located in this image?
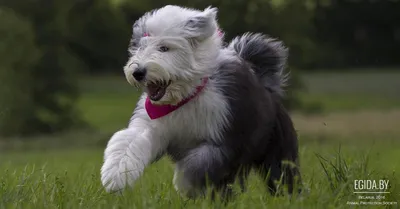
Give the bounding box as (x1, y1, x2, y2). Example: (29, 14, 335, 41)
(1, 139, 399, 208)
(299, 70, 400, 112)
(77, 75, 140, 132)
(1, 140, 399, 208)
(1, 70, 400, 208)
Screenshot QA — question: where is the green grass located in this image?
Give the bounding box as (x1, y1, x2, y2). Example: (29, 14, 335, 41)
(1, 70, 400, 208)
(299, 70, 400, 112)
(1, 137, 399, 208)
(1, 138, 399, 208)
(299, 93, 400, 112)
(77, 75, 141, 132)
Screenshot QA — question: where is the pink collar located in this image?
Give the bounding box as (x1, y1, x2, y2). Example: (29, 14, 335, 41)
(145, 78, 209, 120)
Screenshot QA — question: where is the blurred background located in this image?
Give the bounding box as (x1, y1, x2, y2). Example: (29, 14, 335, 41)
(0, 0, 399, 162)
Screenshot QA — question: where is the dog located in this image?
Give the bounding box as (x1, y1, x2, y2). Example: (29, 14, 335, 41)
(100, 5, 302, 199)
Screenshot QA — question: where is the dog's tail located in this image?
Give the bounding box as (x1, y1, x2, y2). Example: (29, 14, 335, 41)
(228, 33, 289, 96)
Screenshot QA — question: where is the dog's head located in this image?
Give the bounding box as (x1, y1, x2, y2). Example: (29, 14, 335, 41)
(124, 5, 222, 105)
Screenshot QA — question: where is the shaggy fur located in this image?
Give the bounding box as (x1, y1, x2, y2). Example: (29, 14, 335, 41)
(100, 5, 302, 199)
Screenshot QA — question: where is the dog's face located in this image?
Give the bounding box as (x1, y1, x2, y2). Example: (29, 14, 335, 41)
(124, 5, 222, 105)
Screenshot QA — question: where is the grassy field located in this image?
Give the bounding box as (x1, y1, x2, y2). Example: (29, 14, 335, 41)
(1, 70, 400, 208)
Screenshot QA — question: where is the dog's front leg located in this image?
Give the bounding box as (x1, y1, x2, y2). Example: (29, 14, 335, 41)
(100, 121, 165, 193)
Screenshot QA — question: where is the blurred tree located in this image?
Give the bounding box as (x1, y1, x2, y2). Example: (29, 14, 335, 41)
(0, 7, 40, 136)
(313, 0, 400, 69)
(0, 0, 322, 121)
(66, 0, 132, 73)
(0, 5, 85, 137)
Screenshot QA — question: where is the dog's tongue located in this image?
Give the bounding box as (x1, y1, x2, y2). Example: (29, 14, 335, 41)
(147, 83, 166, 101)
(147, 83, 160, 95)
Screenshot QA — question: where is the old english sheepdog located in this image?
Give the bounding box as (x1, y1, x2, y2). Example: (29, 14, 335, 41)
(100, 5, 302, 199)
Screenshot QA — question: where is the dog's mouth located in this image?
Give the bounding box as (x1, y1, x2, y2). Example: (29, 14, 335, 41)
(146, 80, 172, 101)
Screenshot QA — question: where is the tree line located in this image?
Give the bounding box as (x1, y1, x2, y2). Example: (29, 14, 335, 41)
(0, 0, 398, 136)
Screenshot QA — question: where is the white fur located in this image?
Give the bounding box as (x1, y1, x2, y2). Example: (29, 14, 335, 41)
(101, 79, 230, 193)
(101, 5, 235, 194)
(123, 5, 222, 105)
(100, 103, 167, 192)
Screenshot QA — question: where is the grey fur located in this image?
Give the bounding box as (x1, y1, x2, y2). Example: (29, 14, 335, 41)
(165, 36, 301, 199)
(228, 33, 289, 96)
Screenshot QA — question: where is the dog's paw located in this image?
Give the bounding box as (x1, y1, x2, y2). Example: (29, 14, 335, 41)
(100, 129, 146, 193)
(173, 165, 204, 199)
(100, 159, 142, 193)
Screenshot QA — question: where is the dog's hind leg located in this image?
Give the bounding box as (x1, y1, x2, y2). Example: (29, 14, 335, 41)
(238, 166, 251, 193)
(173, 143, 237, 200)
(258, 103, 302, 195)
(214, 167, 251, 202)
(257, 155, 283, 195)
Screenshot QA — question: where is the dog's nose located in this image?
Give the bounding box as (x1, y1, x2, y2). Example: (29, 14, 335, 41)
(132, 67, 147, 81)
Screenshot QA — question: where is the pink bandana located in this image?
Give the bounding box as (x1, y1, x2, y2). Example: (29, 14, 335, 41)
(145, 78, 209, 120)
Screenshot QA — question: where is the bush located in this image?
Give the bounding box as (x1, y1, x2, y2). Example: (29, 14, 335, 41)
(0, 7, 85, 137)
(0, 8, 40, 136)
(66, 0, 132, 73)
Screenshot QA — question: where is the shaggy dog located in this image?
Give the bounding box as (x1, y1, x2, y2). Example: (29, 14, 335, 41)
(100, 5, 302, 199)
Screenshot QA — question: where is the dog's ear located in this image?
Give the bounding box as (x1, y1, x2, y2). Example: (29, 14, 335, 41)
(183, 7, 218, 41)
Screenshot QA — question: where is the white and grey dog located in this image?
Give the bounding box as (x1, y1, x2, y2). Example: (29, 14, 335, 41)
(100, 5, 301, 199)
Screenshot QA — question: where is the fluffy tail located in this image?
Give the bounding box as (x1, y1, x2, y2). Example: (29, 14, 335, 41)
(228, 33, 289, 96)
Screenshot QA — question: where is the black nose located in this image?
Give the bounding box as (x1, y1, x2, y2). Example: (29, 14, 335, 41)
(132, 67, 146, 81)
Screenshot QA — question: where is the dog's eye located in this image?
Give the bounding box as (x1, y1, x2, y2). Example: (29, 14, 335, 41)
(158, 46, 169, 52)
